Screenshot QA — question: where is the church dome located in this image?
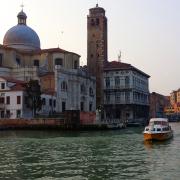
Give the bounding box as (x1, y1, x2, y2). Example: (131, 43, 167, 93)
(3, 10, 40, 51)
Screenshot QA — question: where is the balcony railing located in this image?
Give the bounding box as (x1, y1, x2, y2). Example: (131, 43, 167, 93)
(104, 85, 132, 90)
(104, 100, 149, 105)
(104, 100, 132, 104)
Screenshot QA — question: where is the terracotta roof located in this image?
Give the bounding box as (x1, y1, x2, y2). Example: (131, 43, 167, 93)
(0, 76, 25, 84)
(104, 61, 150, 78)
(0, 76, 26, 92)
(104, 61, 132, 69)
(11, 83, 26, 91)
(0, 45, 80, 57)
(38, 48, 80, 57)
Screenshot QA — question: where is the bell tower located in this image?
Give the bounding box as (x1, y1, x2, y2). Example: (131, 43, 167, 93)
(87, 4, 108, 108)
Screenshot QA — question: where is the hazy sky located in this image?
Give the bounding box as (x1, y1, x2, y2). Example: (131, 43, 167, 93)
(0, 0, 180, 95)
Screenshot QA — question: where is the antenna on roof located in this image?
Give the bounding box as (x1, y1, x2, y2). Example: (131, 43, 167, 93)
(58, 30, 64, 48)
(118, 50, 121, 62)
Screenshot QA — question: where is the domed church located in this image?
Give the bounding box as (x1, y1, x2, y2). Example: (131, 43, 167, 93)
(0, 8, 81, 81)
(0, 8, 96, 117)
(3, 10, 40, 51)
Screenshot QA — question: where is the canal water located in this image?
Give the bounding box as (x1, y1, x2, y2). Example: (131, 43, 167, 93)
(0, 123, 180, 180)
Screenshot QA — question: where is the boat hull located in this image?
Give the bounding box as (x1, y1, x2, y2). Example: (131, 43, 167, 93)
(144, 131, 173, 141)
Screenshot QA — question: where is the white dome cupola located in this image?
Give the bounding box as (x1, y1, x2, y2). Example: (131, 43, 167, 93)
(3, 9, 41, 51)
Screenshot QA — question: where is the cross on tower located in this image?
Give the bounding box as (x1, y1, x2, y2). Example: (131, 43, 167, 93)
(96, 0, 99, 7)
(20, 2, 24, 11)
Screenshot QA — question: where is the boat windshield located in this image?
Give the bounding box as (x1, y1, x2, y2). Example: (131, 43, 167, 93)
(149, 121, 168, 126)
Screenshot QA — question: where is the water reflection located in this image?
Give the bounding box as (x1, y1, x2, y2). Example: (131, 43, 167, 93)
(144, 138, 173, 150)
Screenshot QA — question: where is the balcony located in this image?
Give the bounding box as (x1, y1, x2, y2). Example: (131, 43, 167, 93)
(104, 99, 132, 105)
(104, 85, 132, 90)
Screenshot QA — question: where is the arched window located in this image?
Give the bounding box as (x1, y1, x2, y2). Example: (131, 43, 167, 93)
(55, 58, 63, 66)
(96, 18, 99, 25)
(81, 84, 86, 94)
(74, 60, 78, 69)
(34, 59, 39, 67)
(125, 76, 129, 86)
(61, 81, 67, 91)
(16, 57, 21, 65)
(89, 87, 94, 96)
(91, 19, 95, 26)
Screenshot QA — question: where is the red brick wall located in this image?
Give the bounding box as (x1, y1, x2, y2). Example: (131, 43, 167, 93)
(0, 118, 64, 128)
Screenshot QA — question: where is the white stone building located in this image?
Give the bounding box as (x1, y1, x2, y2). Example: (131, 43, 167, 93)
(0, 77, 31, 118)
(41, 93, 57, 116)
(0, 76, 57, 119)
(55, 66, 96, 112)
(103, 61, 150, 124)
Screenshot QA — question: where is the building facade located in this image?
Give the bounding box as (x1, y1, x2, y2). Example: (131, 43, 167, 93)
(103, 61, 150, 124)
(149, 92, 170, 118)
(55, 66, 96, 113)
(164, 89, 180, 120)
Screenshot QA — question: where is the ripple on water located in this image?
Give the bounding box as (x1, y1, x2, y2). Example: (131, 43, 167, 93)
(0, 125, 179, 179)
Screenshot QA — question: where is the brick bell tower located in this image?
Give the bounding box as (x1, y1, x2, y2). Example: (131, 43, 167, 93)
(87, 4, 108, 108)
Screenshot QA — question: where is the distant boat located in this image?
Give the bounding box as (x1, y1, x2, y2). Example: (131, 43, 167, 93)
(107, 123, 125, 129)
(143, 118, 173, 141)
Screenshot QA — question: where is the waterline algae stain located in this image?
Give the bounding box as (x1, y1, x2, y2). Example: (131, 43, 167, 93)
(0, 123, 180, 179)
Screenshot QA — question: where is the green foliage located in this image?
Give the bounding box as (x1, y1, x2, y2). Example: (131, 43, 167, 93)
(25, 80, 42, 117)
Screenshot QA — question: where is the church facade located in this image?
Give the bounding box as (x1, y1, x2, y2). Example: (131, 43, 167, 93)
(0, 9, 96, 118)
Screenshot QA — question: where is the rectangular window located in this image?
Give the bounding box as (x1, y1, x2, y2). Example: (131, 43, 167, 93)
(42, 98, 46, 105)
(62, 101, 66, 112)
(125, 92, 130, 102)
(81, 102, 84, 111)
(34, 60, 39, 67)
(16, 110, 21, 118)
(115, 93, 121, 103)
(55, 58, 63, 66)
(6, 110, 10, 118)
(115, 76, 120, 87)
(125, 76, 129, 87)
(16, 58, 20, 65)
(17, 96, 21, 104)
(1, 83, 5, 89)
(49, 99, 52, 106)
(105, 77, 110, 88)
(6, 96, 10, 105)
(89, 103, 92, 111)
(1, 111, 5, 118)
(0, 97, 5, 104)
(53, 100, 56, 108)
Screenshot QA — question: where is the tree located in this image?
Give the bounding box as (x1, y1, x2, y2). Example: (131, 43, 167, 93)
(25, 80, 42, 117)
